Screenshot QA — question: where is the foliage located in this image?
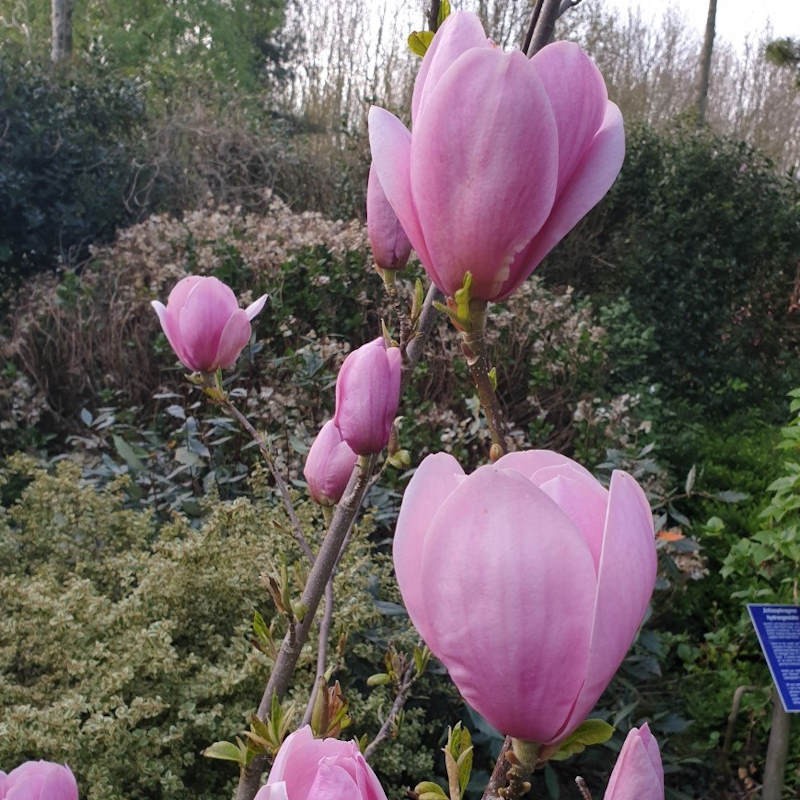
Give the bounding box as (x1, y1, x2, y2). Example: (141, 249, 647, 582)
(0, 454, 438, 798)
(765, 38, 800, 86)
(1, 204, 641, 488)
(546, 121, 800, 413)
(1, 0, 288, 98)
(723, 389, 800, 600)
(0, 58, 147, 283)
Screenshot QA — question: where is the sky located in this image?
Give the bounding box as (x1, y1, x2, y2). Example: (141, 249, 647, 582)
(602, 0, 800, 50)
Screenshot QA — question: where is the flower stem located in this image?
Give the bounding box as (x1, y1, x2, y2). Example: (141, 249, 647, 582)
(200, 373, 314, 563)
(460, 301, 509, 460)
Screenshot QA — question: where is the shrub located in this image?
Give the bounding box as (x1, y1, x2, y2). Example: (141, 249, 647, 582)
(0, 454, 437, 799)
(0, 60, 147, 285)
(543, 121, 800, 413)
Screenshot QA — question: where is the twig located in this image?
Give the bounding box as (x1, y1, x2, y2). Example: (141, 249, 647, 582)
(478, 737, 513, 800)
(405, 282, 443, 365)
(217, 392, 314, 563)
(235, 455, 377, 800)
(301, 577, 335, 726)
(523, 0, 575, 56)
(234, 283, 443, 800)
(363, 661, 417, 761)
(575, 776, 593, 800)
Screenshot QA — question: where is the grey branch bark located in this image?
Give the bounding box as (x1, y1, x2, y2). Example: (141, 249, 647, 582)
(523, 0, 579, 56)
(235, 457, 376, 800)
(695, 0, 717, 125)
(50, 0, 73, 64)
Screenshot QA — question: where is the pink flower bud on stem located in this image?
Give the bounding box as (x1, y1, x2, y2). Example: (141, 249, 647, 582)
(254, 723, 388, 800)
(0, 760, 79, 800)
(333, 337, 402, 456)
(303, 420, 358, 506)
(367, 163, 412, 274)
(369, 11, 624, 303)
(151, 275, 267, 373)
(603, 724, 664, 800)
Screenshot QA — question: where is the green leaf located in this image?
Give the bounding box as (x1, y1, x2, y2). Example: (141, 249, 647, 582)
(684, 463, 696, 495)
(437, 0, 452, 27)
(549, 719, 614, 761)
(113, 434, 145, 472)
(203, 740, 247, 764)
(544, 763, 560, 799)
(416, 782, 449, 800)
(408, 30, 434, 57)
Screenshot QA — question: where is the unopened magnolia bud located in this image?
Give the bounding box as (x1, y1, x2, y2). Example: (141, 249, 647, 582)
(367, 163, 412, 272)
(334, 338, 402, 455)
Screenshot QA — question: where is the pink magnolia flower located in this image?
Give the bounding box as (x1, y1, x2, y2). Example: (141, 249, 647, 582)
(255, 726, 387, 800)
(369, 11, 624, 302)
(604, 724, 664, 800)
(304, 420, 358, 505)
(367, 163, 412, 271)
(0, 760, 79, 800)
(333, 337, 402, 456)
(393, 450, 656, 745)
(151, 276, 267, 372)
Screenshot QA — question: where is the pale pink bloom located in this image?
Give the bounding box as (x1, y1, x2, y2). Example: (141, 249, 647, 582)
(367, 164, 412, 271)
(369, 11, 624, 302)
(604, 724, 664, 800)
(255, 726, 387, 800)
(393, 450, 656, 745)
(1, 760, 79, 800)
(333, 338, 402, 456)
(304, 420, 358, 505)
(151, 275, 267, 372)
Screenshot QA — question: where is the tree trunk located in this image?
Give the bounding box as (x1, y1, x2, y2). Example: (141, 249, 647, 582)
(695, 0, 717, 125)
(51, 0, 74, 65)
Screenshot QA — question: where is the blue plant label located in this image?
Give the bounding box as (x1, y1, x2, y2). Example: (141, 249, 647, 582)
(748, 604, 800, 712)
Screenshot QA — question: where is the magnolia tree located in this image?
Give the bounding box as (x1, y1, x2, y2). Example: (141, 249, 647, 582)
(2, 6, 665, 800)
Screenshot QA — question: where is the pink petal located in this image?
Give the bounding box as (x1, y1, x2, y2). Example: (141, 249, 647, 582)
(495, 450, 595, 483)
(411, 11, 490, 124)
(178, 278, 240, 371)
(268, 729, 325, 799)
(245, 294, 268, 321)
(555, 470, 656, 742)
(151, 299, 190, 367)
(532, 42, 609, 196)
(421, 465, 596, 742)
(6, 762, 78, 800)
(536, 472, 609, 569)
(411, 47, 558, 299)
(367, 164, 411, 270)
(213, 308, 252, 369)
(603, 724, 664, 800)
(368, 107, 435, 278)
(500, 102, 624, 299)
(254, 782, 289, 800)
(38, 767, 79, 800)
(167, 275, 204, 309)
(393, 453, 465, 645)
(309, 762, 361, 800)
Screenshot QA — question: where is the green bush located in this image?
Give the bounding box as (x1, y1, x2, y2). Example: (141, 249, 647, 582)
(545, 122, 800, 413)
(0, 60, 147, 285)
(0, 454, 435, 799)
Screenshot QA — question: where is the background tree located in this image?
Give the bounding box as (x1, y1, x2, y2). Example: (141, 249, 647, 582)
(765, 36, 800, 86)
(695, 0, 717, 124)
